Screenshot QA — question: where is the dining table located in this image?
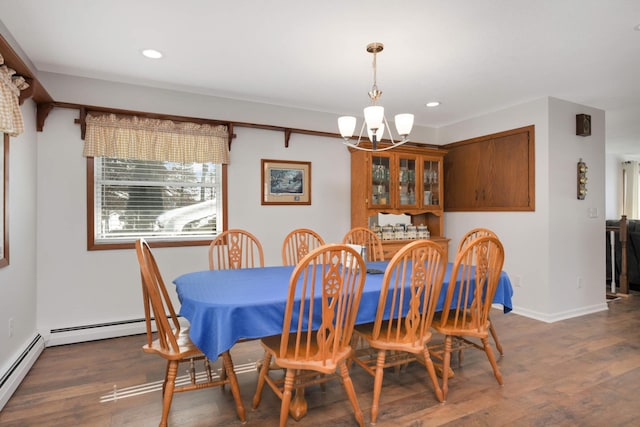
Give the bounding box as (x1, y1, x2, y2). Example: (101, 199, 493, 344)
(174, 260, 512, 419)
(174, 260, 513, 359)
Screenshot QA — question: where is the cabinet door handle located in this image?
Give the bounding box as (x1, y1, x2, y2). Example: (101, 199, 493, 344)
(482, 189, 485, 200)
(475, 190, 478, 201)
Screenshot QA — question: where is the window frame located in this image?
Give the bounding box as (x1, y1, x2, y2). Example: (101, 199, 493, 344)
(86, 157, 228, 250)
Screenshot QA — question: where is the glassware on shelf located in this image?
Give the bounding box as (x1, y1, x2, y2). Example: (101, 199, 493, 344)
(406, 224, 417, 239)
(382, 224, 394, 240)
(417, 224, 430, 239)
(393, 224, 406, 240)
(423, 190, 432, 205)
(372, 164, 388, 184)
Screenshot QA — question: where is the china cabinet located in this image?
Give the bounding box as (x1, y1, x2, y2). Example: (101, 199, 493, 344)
(350, 144, 449, 259)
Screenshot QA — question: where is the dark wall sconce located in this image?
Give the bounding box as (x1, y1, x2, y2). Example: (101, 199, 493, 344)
(576, 114, 591, 136)
(577, 158, 588, 200)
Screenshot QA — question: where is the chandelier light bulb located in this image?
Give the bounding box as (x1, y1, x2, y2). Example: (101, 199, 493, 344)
(338, 116, 357, 139)
(364, 106, 384, 131)
(395, 114, 414, 136)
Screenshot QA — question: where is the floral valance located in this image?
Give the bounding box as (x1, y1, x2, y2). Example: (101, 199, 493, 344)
(83, 113, 230, 164)
(0, 53, 30, 136)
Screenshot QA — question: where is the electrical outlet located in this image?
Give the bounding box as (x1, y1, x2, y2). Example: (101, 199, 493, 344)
(577, 277, 584, 289)
(513, 275, 522, 288)
(8, 318, 14, 338)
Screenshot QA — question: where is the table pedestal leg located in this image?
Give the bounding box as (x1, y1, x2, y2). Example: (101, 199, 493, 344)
(289, 387, 307, 420)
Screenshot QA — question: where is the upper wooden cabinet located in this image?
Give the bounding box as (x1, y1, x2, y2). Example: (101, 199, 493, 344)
(350, 145, 447, 239)
(443, 125, 535, 212)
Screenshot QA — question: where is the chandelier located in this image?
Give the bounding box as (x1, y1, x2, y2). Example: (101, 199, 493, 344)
(338, 42, 414, 152)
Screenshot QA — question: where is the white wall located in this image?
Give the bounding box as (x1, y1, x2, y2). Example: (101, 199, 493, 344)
(438, 98, 551, 316)
(438, 97, 607, 322)
(547, 97, 605, 317)
(0, 100, 39, 402)
(35, 75, 354, 340)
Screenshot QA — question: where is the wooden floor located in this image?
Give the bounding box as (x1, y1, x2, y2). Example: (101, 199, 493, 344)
(2, 294, 640, 427)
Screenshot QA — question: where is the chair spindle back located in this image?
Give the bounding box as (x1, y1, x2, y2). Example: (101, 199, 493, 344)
(280, 244, 366, 365)
(209, 229, 264, 270)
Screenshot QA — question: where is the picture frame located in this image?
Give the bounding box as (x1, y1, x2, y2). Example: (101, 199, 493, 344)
(261, 159, 311, 205)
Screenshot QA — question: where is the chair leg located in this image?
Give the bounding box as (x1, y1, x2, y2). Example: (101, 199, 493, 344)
(161, 360, 173, 396)
(220, 350, 246, 422)
(280, 369, 295, 427)
(159, 360, 178, 427)
(339, 360, 364, 427)
(488, 317, 503, 355)
(421, 347, 444, 403)
(219, 358, 227, 390)
(204, 358, 213, 382)
(252, 352, 272, 409)
(481, 337, 503, 385)
(188, 358, 196, 384)
(371, 350, 386, 425)
(442, 335, 452, 401)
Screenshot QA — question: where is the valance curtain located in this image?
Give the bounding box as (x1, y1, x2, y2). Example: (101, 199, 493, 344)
(0, 53, 30, 136)
(622, 161, 639, 219)
(83, 113, 230, 164)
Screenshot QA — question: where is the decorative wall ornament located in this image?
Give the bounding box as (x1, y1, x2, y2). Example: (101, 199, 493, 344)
(577, 158, 588, 200)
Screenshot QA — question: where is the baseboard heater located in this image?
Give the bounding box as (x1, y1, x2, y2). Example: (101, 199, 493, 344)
(48, 318, 148, 347)
(47, 316, 185, 347)
(0, 334, 45, 411)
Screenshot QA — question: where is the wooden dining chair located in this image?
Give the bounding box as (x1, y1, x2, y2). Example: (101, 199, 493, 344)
(433, 235, 505, 401)
(351, 240, 446, 424)
(342, 226, 384, 262)
(281, 228, 325, 266)
(252, 244, 367, 427)
(135, 239, 245, 426)
(457, 227, 498, 253)
(209, 228, 264, 270)
(457, 227, 503, 355)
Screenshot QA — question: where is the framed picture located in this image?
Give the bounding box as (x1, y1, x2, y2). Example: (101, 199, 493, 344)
(261, 159, 311, 205)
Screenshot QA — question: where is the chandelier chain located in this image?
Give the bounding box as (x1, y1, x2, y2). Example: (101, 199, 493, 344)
(368, 46, 382, 104)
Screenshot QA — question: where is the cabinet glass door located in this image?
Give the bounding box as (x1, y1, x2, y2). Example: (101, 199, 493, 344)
(398, 156, 417, 207)
(370, 155, 391, 207)
(422, 159, 440, 206)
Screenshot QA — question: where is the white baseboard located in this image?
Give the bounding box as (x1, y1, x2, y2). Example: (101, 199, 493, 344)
(0, 334, 45, 411)
(511, 302, 609, 323)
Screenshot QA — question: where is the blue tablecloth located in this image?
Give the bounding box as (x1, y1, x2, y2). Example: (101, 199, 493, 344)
(174, 261, 513, 360)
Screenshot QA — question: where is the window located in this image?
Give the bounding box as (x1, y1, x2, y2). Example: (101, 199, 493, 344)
(88, 156, 223, 250)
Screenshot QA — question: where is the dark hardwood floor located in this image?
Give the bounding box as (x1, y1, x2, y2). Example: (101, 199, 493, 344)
(2, 294, 639, 427)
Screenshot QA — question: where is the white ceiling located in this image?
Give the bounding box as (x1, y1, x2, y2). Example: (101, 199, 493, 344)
(1, 0, 639, 154)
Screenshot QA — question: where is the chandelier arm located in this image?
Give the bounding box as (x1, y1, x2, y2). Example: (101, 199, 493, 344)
(350, 120, 367, 147)
(342, 138, 410, 152)
(382, 115, 396, 145)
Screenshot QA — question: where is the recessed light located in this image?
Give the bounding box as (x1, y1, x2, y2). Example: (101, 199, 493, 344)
(426, 101, 441, 108)
(142, 49, 163, 59)
(634, 24, 640, 31)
